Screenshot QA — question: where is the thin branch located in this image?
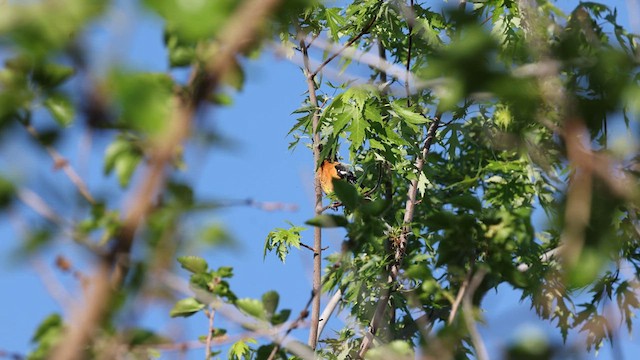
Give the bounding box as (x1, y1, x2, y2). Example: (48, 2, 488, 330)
(310, 13, 378, 80)
(23, 124, 95, 204)
(50, 1, 283, 359)
(205, 307, 216, 359)
(317, 288, 343, 341)
(297, 15, 325, 349)
(31, 257, 75, 310)
(447, 268, 473, 324)
(462, 269, 489, 360)
(16, 188, 66, 225)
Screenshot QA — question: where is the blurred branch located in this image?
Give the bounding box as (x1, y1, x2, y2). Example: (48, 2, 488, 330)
(448, 268, 473, 324)
(51, 1, 283, 359)
(462, 268, 489, 360)
(22, 124, 95, 204)
(216, 198, 298, 212)
(31, 257, 75, 311)
(16, 188, 66, 225)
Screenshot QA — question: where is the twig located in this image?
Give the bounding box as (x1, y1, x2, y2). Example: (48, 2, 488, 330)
(31, 257, 75, 310)
(205, 307, 216, 359)
(23, 124, 95, 204)
(310, 13, 379, 80)
(462, 269, 489, 360)
(358, 115, 441, 358)
(16, 188, 66, 225)
(50, 1, 283, 359)
(216, 198, 299, 212)
(300, 242, 329, 252)
(447, 268, 473, 324)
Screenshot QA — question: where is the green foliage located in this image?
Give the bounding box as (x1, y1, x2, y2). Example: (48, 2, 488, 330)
(264, 222, 305, 263)
(228, 338, 257, 360)
(169, 297, 206, 318)
(103, 135, 144, 187)
(28, 313, 63, 360)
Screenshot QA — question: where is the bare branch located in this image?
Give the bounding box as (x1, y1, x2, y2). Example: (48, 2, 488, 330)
(16, 188, 66, 225)
(22, 124, 95, 204)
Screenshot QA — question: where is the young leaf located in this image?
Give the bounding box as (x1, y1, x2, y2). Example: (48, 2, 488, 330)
(177, 256, 208, 274)
(169, 297, 205, 318)
(235, 298, 266, 319)
(305, 214, 349, 228)
(44, 95, 74, 127)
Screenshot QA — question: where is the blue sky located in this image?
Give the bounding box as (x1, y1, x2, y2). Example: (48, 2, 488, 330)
(1, 0, 639, 359)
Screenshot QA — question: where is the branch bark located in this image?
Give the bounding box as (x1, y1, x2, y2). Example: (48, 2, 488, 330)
(50, 1, 282, 359)
(299, 34, 324, 349)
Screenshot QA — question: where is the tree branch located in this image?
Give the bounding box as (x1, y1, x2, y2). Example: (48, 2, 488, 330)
(50, 1, 283, 359)
(462, 269, 489, 360)
(316, 288, 343, 341)
(447, 267, 473, 324)
(23, 124, 95, 204)
(205, 307, 216, 359)
(298, 23, 324, 348)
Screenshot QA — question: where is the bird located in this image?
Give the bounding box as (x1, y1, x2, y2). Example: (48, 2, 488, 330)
(318, 158, 357, 194)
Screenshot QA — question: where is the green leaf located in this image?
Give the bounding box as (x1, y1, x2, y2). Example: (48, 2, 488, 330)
(305, 214, 349, 228)
(228, 338, 256, 360)
(332, 179, 360, 209)
(109, 71, 174, 134)
(44, 95, 74, 126)
(32, 62, 75, 88)
(264, 223, 305, 263)
(104, 136, 143, 188)
(0, 176, 15, 209)
(325, 7, 346, 41)
(32, 313, 62, 343)
(236, 298, 265, 319)
(271, 309, 291, 326)
(390, 102, 429, 124)
(261, 291, 279, 317)
(177, 256, 208, 274)
(169, 297, 205, 317)
(347, 115, 368, 151)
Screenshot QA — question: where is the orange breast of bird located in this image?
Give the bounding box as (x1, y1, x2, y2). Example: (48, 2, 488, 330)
(318, 160, 339, 194)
